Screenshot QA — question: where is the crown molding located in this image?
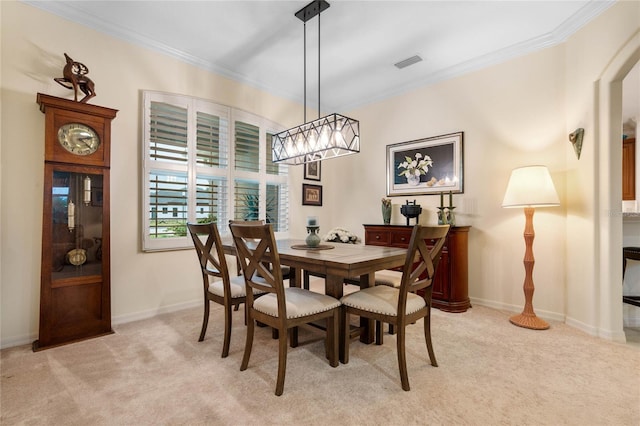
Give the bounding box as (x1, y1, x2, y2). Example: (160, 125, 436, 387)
(24, 0, 615, 113)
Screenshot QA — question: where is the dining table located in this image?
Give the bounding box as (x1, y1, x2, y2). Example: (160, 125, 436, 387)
(221, 237, 408, 362)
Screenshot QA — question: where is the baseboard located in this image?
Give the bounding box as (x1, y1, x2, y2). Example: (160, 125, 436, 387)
(471, 297, 632, 342)
(4, 297, 635, 350)
(469, 297, 566, 323)
(111, 299, 201, 326)
(0, 299, 201, 350)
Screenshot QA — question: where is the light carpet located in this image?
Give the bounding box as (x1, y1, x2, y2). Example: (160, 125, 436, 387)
(2, 300, 639, 425)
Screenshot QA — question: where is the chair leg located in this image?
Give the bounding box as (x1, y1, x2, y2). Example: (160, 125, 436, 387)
(342, 309, 350, 364)
(240, 314, 255, 371)
(396, 325, 410, 391)
(198, 299, 210, 342)
(221, 303, 232, 358)
(275, 327, 288, 396)
(375, 321, 384, 345)
(424, 313, 438, 367)
(290, 327, 299, 347)
(327, 309, 339, 367)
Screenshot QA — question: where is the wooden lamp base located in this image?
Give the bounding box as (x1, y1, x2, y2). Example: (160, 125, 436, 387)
(509, 312, 549, 330)
(511, 207, 550, 331)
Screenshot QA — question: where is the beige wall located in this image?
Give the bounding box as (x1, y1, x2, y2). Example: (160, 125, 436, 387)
(0, 1, 307, 347)
(563, 3, 639, 338)
(1, 1, 638, 348)
(326, 45, 568, 318)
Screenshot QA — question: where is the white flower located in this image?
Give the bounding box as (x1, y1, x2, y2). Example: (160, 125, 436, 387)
(322, 227, 359, 244)
(397, 152, 433, 179)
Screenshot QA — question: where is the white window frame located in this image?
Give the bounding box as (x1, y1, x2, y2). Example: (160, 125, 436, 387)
(142, 91, 289, 251)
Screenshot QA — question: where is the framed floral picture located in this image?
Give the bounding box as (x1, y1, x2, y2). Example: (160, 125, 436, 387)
(304, 160, 321, 181)
(302, 184, 322, 206)
(386, 132, 463, 196)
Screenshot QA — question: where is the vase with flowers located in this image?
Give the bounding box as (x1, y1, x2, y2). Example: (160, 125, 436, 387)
(397, 152, 433, 186)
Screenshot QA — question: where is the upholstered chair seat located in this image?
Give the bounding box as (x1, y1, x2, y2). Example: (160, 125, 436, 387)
(372, 270, 403, 287)
(341, 285, 425, 316)
(254, 287, 341, 319)
(208, 275, 266, 299)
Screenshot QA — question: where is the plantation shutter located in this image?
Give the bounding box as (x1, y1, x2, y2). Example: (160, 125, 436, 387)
(234, 180, 260, 221)
(266, 132, 280, 175)
(149, 102, 188, 164)
(148, 171, 188, 238)
(143, 91, 288, 251)
(196, 111, 229, 168)
(266, 183, 288, 231)
(234, 121, 259, 172)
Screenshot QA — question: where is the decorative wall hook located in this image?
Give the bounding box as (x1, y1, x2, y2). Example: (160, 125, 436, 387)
(569, 128, 584, 160)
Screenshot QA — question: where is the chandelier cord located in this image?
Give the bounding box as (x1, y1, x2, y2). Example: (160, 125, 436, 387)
(303, 21, 307, 123)
(318, 8, 321, 119)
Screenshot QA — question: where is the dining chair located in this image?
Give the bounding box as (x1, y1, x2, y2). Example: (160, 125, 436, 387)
(229, 222, 341, 396)
(340, 224, 450, 391)
(187, 222, 264, 358)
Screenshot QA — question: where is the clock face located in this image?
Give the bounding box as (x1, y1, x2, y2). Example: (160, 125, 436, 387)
(57, 123, 101, 156)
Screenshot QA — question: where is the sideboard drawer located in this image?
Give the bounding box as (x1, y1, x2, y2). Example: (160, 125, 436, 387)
(364, 229, 390, 246)
(390, 229, 413, 247)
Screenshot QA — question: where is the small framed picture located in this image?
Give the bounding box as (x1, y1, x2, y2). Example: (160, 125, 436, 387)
(304, 160, 321, 181)
(302, 184, 322, 206)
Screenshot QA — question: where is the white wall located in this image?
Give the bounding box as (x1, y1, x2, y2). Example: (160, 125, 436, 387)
(1, 1, 638, 348)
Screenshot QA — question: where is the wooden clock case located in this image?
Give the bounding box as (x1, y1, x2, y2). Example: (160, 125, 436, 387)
(33, 93, 117, 351)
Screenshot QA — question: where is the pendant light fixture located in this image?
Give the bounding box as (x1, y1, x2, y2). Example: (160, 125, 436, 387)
(272, 0, 360, 165)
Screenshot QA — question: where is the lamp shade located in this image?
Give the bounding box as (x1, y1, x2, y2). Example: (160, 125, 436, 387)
(502, 165, 560, 208)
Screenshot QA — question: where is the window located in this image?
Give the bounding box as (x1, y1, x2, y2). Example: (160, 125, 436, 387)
(142, 92, 288, 251)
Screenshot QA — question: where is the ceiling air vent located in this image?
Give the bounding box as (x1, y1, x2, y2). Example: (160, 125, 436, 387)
(394, 55, 423, 69)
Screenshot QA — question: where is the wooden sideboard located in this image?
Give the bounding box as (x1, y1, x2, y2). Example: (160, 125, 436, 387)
(363, 224, 471, 313)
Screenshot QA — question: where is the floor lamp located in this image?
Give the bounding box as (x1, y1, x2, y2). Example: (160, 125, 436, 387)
(502, 165, 560, 330)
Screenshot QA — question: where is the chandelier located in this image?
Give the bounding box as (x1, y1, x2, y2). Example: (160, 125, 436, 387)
(272, 0, 360, 165)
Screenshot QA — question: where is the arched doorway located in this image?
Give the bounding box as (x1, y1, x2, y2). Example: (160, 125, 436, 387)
(598, 32, 640, 342)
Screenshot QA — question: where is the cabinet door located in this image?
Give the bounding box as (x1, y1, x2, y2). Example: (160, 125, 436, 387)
(623, 138, 636, 201)
(36, 164, 112, 350)
(431, 250, 449, 300)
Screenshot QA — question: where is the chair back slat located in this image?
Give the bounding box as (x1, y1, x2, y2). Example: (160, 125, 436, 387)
(398, 225, 450, 314)
(187, 222, 230, 282)
(230, 223, 286, 308)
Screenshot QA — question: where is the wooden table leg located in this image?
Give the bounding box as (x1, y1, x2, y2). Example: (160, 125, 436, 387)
(358, 272, 375, 344)
(324, 274, 347, 362)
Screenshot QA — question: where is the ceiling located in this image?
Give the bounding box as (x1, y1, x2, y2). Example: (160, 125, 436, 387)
(27, 0, 614, 112)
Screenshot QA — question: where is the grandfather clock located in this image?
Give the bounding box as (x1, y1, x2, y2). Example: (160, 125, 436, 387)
(33, 93, 117, 351)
